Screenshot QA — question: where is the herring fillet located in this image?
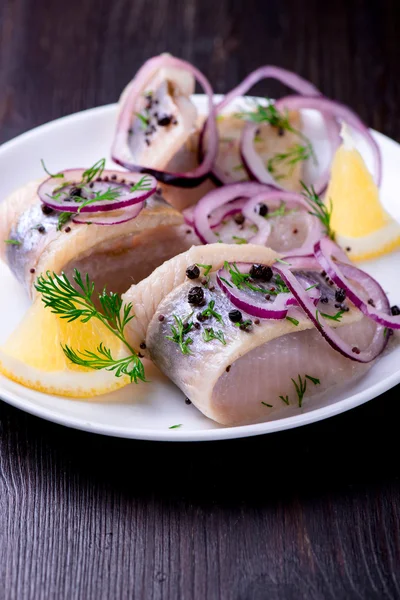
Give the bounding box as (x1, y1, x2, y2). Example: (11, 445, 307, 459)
(122, 243, 280, 349)
(122, 244, 376, 426)
(0, 180, 199, 298)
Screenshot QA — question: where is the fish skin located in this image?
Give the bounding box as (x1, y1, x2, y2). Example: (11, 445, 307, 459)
(122, 243, 280, 350)
(0, 179, 198, 298)
(145, 274, 370, 425)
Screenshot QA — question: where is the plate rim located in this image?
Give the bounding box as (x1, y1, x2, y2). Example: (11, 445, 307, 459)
(0, 98, 399, 442)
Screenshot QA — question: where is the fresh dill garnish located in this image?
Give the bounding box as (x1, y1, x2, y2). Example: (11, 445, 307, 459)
(234, 319, 252, 329)
(4, 239, 22, 245)
(275, 258, 291, 265)
(261, 401, 273, 407)
(301, 181, 335, 240)
(232, 236, 248, 245)
(166, 314, 194, 355)
(41, 159, 64, 179)
(279, 395, 289, 405)
(235, 99, 293, 129)
(291, 373, 320, 407)
(34, 270, 145, 383)
(286, 316, 299, 326)
(130, 175, 153, 193)
(201, 300, 224, 324)
(233, 164, 245, 171)
(81, 159, 106, 184)
(305, 283, 319, 291)
(219, 276, 233, 288)
(305, 375, 320, 385)
(135, 111, 150, 128)
(56, 212, 72, 231)
(77, 186, 123, 212)
(267, 142, 315, 179)
(169, 424, 182, 429)
(319, 309, 345, 323)
(224, 262, 265, 293)
(265, 202, 295, 219)
(269, 273, 290, 295)
(196, 264, 212, 277)
(202, 327, 226, 345)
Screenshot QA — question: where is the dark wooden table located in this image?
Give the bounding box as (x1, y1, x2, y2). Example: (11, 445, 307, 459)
(1, 1, 400, 598)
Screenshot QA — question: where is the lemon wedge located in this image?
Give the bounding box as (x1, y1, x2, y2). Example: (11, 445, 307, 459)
(327, 126, 400, 261)
(0, 297, 130, 397)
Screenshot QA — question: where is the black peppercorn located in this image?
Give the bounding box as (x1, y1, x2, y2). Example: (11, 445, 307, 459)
(258, 203, 268, 217)
(250, 264, 273, 282)
(140, 342, 146, 350)
(196, 312, 207, 322)
(41, 204, 53, 215)
(233, 213, 245, 225)
(188, 286, 205, 306)
(228, 309, 242, 323)
(69, 186, 82, 198)
(158, 115, 172, 127)
(335, 288, 346, 303)
(37, 225, 46, 234)
(391, 305, 400, 316)
(186, 264, 200, 280)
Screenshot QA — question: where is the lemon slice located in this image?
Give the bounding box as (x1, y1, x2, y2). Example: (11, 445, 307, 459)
(0, 297, 130, 397)
(327, 126, 400, 261)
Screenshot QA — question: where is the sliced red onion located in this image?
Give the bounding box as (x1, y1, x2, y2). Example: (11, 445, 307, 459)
(242, 191, 324, 252)
(274, 264, 388, 363)
(216, 262, 320, 319)
(314, 237, 398, 329)
(111, 54, 217, 188)
(192, 182, 275, 243)
(39, 169, 156, 213)
(72, 201, 144, 225)
(274, 95, 382, 186)
(183, 198, 247, 230)
(240, 117, 341, 195)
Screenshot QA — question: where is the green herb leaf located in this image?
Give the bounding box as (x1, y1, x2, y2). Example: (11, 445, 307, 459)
(202, 327, 226, 345)
(267, 142, 315, 179)
(196, 263, 212, 277)
(169, 424, 182, 429)
(77, 186, 123, 212)
(301, 181, 335, 240)
(130, 175, 153, 193)
(4, 239, 22, 245)
(232, 236, 248, 245)
(166, 314, 194, 355)
(200, 300, 224, 324)
(319, 309, 345, 323)
(81, 159, 106, 184)
(41, 159, 64, 179)
(305, 374, 320, 385)
(57, 212, 72, 231)
(279, 395, 289, 405)
(135, 112, 150, 128)
(261, 401, 273, 407)
(286, 316, 299, 326)
(291, 374, 307, 408)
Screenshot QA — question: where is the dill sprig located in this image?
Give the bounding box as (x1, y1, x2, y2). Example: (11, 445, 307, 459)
(81, 159, 106, 184)
(202, 327, 226, 345)
(265, 202, 295, 219)
(301, 181, 335, 240)
(56, 212, 72, 231)
(196, 264, 212, 277)
(316, 309, 345, 326)
(232, 235, 248, 245)
(267, 142, 315, 179)
(166, 314, 194, 355)
(135, 112, 150, 128)
(77, 186, 123, 212)
(200, 300, 224, 324)
(291, 374, 320, 407)
(235, 100, 293, 130)
(4, 239, 22, 245)
(224, 262, 266, 293)
(130, 175, 153, 193)
(34, 270, 145, 384)
(41, 159, 64, 179)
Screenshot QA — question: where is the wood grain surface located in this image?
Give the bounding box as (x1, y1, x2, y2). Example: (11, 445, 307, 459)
(1, 0, 400, 598)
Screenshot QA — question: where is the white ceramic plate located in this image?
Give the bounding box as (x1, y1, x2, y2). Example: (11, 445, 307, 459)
(0, 95, 400, 442)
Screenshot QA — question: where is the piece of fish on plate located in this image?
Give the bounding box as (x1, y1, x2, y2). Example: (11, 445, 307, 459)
(123, 244, 376, 425)
(0, 176, 199, 298)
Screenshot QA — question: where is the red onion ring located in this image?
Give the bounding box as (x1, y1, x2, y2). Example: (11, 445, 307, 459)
(183, 198, 247, 230)
(192, 182, 275, 243)
(240, 116, 341, 195)
(274, 264, 388, 363)
(216, 262, 320, 319)
(111, 55, 218, 188)
(274, 95, 382, 186)
(72, 201, 144, 225)
(39, 169, 156, 213)
(242, 191, 324, 253)
(314, 237, 398, 329)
